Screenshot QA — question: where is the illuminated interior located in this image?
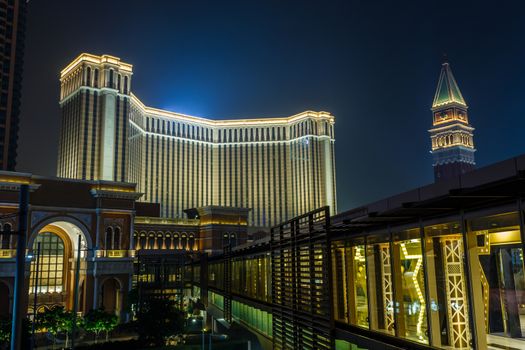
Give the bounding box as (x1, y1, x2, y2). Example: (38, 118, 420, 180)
(467, 212, 525, 348)
(424, 223, 470, 349)
(29, 232, 65, 294)
(331, 240, 368, 328)
(366, 234, 395, 335)
(392, 229, 428, 344)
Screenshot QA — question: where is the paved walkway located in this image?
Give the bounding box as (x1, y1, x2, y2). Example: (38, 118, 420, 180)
(35, 334, 138, 349)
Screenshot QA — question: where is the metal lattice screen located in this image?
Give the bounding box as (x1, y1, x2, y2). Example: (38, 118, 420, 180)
(271, 207, 333, 350)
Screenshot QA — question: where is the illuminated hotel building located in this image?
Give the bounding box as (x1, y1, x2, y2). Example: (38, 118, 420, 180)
(57, 53, 337, 227)
(429, 60, 475, 181)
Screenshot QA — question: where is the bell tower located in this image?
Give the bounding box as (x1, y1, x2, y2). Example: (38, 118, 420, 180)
(429, 60, 475, 181)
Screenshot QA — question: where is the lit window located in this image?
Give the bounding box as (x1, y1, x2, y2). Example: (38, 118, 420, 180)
(30, 232, 65, 294)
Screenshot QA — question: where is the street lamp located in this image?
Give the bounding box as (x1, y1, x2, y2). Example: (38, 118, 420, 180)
(30, 242, 41, 350)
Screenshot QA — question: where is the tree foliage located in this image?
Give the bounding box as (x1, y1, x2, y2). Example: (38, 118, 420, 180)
(83, 309, 118, 343)
(0, 317, 35, 350)
(0, 317, 11, 348)
(36, 305, 76, 348)
(135, 296, 185, 347)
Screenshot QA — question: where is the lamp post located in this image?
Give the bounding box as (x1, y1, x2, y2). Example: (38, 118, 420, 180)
(30, 242, 41, 350)
(11, 184, 29, 350)
(201, 321, 205, 350)
(71, 235, 82, 350)
(209, 315, 212, 350)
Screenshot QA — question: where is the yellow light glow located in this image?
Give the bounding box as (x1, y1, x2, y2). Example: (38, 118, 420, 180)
(400, 242, 425, 338)
(0, 176, 31, 185)
(134, 216, 200, 226)
(489, 230, 521, 245)
(130, 93, 334, 126)
(412, 257, 425, 337)
(60, 53, 133, 78)
(91, 184, 135, 193)
(0, 249, 16, 258)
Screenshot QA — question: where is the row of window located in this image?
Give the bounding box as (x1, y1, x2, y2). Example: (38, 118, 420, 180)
(104, 226, 121, 250)
(144, 116, 333, 143)
(433, 132, 473, 148)
(85, 66, 129, 94)
(61, 66, 130, 100)
(133, 231, 197, 251)
(137, 131, 332, 227)
(332, 211, 525, 349)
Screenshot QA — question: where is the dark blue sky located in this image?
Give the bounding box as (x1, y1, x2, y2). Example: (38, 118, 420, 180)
(18, 0, 525, 212)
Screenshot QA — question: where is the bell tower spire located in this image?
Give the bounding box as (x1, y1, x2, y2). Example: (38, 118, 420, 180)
(429, 60, 476, 181)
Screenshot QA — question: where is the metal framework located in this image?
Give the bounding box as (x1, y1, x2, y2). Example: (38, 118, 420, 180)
(380, 244, 395, 334)
(136, 250, 194, 308)
(223, 243, 232, 323)
(271, 206, 333, 350)
(442, 237, 470, 348)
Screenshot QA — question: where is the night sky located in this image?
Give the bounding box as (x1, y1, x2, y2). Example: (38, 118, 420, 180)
(17, 0, 525, 212)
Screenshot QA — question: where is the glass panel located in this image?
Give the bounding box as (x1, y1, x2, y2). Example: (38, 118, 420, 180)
(392, 228, 428, 344)
(466, 212, 525, 349)
(366, 233, 395, 335)
(351, 242, 369, 328)
(29, 232, 65, 295)
(425, 222, 471, 349)
(331, 238, 368, 328)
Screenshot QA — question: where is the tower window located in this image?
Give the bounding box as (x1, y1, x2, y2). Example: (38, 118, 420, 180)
(108, 69, 114, 88)
(94, 69, 99, 87)
(105, 226, 121, 250)
(86, 67, 91, 87)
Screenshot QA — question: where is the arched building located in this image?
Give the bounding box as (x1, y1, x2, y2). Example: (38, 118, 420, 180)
(0, 172, 141, 320)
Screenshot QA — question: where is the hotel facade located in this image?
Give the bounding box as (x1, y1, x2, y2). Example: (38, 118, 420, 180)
(56, 54, 337, 227)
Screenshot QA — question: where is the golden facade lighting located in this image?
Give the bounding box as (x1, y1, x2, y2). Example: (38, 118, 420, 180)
(57, 53, 338, 227)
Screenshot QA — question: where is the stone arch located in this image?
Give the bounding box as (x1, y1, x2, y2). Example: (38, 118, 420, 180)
(174, 233, 180, 249)
(147, 231, 155, 249)
(30, 215, 93, 257)
(181, 232, 188, 250)
(104, 225, 122, 251)
(138, 231, 146, 250)
(28, 217, 93, 313)
(0, 222, 13, 249)
(29, 227, 70, 303)
(156, 231, 163, 249)
(165, 232, 172, 250)
(188, 233, 195, 251)
(99, 277, 123, 316)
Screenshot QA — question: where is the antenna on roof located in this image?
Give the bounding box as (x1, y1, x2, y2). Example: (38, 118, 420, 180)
(442, 52, 449, 64)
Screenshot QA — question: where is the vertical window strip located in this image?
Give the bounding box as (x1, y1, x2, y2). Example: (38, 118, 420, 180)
(114, 97, 120, 181)
(121, 99, 128, 182)
(144, 134, 149, 202)
(91, 92, 98, 179)
(81, 91, 90, 179)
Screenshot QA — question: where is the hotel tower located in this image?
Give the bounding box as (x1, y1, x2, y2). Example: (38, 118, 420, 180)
(57, 53, 337, 227)
(429, 60, 475, 181)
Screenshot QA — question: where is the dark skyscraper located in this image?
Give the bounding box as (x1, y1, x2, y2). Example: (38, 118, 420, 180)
(429, 61, 476, 181)
(0, 0, 26, 170)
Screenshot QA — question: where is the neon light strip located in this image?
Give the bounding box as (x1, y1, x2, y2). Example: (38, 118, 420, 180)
(129, 119, 335, 146)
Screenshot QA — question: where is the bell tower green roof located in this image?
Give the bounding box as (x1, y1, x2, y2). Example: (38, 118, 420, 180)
(432, 62, 466, 108)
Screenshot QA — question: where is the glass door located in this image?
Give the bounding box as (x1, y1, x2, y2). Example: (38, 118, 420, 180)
(467, 212, 525, 349)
